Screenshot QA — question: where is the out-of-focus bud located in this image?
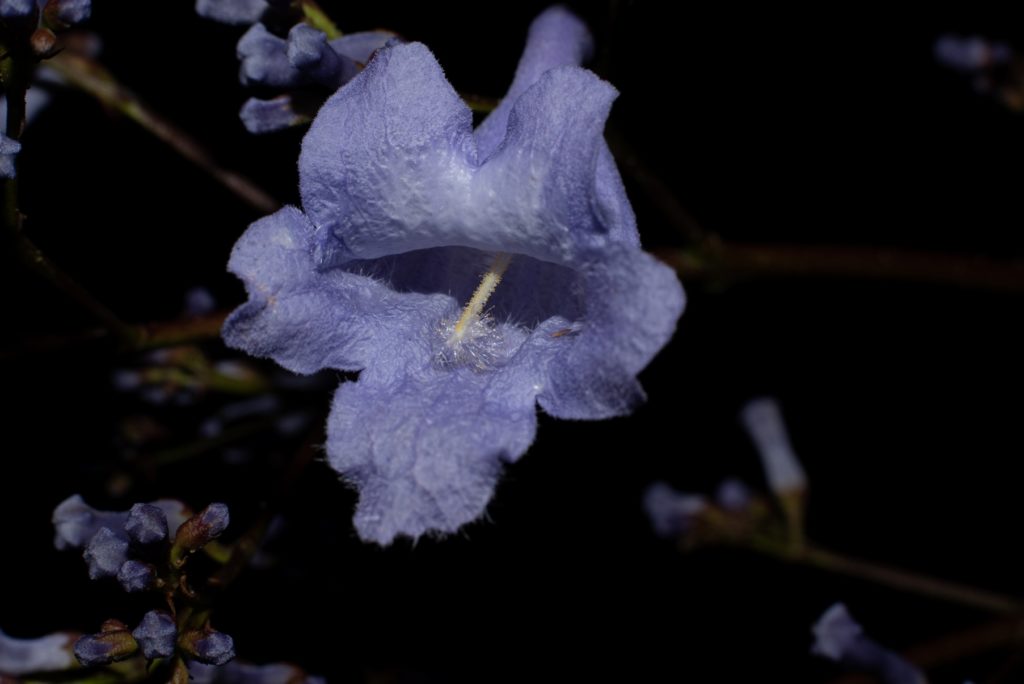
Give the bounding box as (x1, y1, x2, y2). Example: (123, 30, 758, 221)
(812, 603, 926, 684)
(132, 611, 177, 660)
(180, 629, 235, 666)
(643, 482, 708, 538)
(195, 0, 268, 25)
(73, 620, 138, 667)
(175, 504, 230, 551)
(740, 397, 806, 496)
(715, 478, 753, 513)
(82, 527, 129, 579)
(30, 28, 58, 58)
(0, 0, 33, 18)
(117, 559, 160, 593)
(125, 503, 170, 545)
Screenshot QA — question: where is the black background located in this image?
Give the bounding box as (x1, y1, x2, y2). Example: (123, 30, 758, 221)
(3, 3, 1024, 682)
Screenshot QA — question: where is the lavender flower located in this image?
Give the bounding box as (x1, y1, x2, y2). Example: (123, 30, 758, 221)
(224, 7, 685, 544)
(0, 629, 75, 676)
(812, 603, 926, 684)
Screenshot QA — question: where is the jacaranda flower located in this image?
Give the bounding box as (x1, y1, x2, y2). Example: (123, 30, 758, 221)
(223, 6, 685, 544)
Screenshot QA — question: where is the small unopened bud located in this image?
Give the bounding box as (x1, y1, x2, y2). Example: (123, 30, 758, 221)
(812, 603, 926, 684)
(30, 28, 58, 58)
(173, 504, 229, 559)
(131, 611, 177, 660)
(179, 628, 235, 666)
(82, 527, 129, 579)
(117, 560, 159, 593)
(740, 397, 806, 496)
(73, 621, 137, 666)
(125, 503, 170, 544)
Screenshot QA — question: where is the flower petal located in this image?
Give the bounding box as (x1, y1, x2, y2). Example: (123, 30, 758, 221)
(538, 244, 685, 419)
(298, 42, 477, 263)
(475, 6, 594, 162)
(223, 206, 451, 374)
(195, 0, 266, 25)
(474, 66, 620, 260)
(325, 322, 567, 544)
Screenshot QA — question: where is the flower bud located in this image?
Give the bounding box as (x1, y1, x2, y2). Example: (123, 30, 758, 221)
(132, 611, 177, 660)
(117, 560, 159, 593)
(180, 628, 235, 666)
(82, 527, 129, 580)
(125, 503, 170, 545)
(73, 621, 137, 666)
(173, 503, 230, 554)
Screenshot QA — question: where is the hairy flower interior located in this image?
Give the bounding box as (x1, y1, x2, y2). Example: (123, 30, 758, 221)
(345, 246, 583, 371)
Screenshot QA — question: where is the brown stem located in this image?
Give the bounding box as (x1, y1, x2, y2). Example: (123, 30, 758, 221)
(660, 242, 1024, 294)
(47, 52, 280, 214)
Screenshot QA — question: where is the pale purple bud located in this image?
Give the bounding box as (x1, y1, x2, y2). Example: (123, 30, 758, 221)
(740, 397, 806, 495)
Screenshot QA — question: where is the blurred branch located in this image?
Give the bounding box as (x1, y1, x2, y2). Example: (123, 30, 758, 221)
(47, 52, 280, 214)
(461, 93, 499, 113)
(664, 242, 1024, 294)
(15, 233, 139, 343)
(750, 535, 1024, 615)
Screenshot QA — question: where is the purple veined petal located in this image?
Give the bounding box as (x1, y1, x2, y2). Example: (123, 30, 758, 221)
(195, 0, 267, 25)
(475, 6, 594, 161)
(328, 30, 396, 65)
(222, 206, 454, 375)
(0, 629, 75, 676)
(538, 243, 685, 419)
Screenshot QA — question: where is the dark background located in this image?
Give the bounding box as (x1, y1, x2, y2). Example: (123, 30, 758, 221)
(3, 3, 1023, 682)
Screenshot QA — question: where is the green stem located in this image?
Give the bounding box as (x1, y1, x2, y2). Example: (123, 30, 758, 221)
(749, 535, 1023, 615)
(300, 0, 342, 39)
(47, 52, 279, 214)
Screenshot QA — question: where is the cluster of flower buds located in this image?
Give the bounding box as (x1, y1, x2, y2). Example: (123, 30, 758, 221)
(644, 397, 806, 546)
(75, 613, 235, 669)
(195, 0, 394, 133)
(54, 496, 238, 674)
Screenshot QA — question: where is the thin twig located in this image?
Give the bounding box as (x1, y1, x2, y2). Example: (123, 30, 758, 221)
(47, 52, 280, 214)
(660, 242, 1024, 294)
(749, 535, 1024, 615)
